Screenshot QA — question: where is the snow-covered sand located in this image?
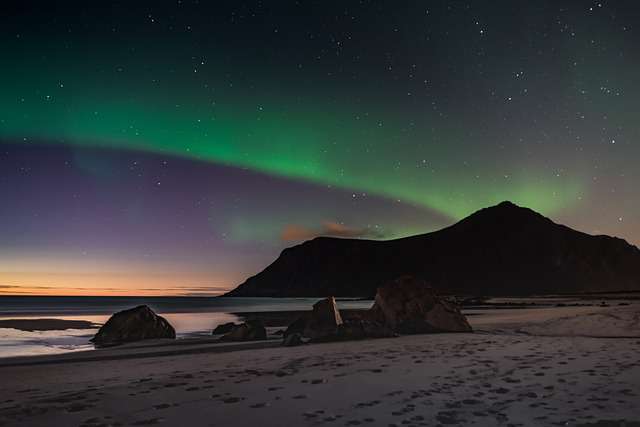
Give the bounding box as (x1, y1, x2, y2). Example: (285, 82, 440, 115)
(0, 304, 639, 427)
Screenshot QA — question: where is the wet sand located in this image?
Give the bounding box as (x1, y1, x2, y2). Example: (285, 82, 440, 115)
(0, 319, 98, 332)
(0, 305, 639, 426)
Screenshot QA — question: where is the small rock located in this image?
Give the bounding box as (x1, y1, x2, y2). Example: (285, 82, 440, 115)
(220, 319, 267, 342)
(212, 322, 237, 335)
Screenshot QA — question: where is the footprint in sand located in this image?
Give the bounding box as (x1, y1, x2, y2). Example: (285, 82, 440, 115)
(250, 402, 270, 409)
(436, 411, 461, 425)
(355, 400, 381, 408)
(153, 404, 172, 410)
(221, 397, 245, 404)
(66, 403, 94, 413)
(519, 392, 538, 398)
(131, 418, 163, 425)
(163, 382, 187, 388)
(83, 417, 124, 427)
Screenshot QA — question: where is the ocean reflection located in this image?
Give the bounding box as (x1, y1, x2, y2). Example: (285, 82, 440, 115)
(0, 297, 374, 358)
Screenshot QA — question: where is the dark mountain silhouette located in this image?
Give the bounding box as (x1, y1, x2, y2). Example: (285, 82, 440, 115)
(226, 201, 640, 297)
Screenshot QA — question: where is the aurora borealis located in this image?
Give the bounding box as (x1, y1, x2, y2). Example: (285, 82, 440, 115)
(1, 1, 639, 295)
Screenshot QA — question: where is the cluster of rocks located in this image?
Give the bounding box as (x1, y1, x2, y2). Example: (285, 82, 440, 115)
(282, 276, 472, 346)
(90, 276, 471, 348)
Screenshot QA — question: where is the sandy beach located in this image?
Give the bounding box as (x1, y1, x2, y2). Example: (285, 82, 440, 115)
(1, 304, 639, 427)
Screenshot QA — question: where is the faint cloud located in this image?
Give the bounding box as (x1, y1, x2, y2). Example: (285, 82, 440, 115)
(281, 221, 386, 242)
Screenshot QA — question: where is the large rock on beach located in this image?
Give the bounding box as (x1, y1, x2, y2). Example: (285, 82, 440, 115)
(282, 297, 344, 342)
(91, 305, 176, 347)
(303, 296, 343, 340)
(368, 276, 472, 333)
(219, 319, 267, 342)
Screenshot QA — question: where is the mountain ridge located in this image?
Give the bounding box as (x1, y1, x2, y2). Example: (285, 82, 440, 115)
(226, 201, 640, 297)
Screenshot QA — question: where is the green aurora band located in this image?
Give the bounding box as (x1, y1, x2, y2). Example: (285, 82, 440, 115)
(0, 47, 584, 221)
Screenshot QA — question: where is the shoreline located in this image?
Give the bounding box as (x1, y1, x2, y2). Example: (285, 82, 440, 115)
(0, 319, 99, 331)
(1, 304, 638, 364)
(1, 292, 638, 316)
(0, 304, 638, 426)
(2, 299, 639, 358)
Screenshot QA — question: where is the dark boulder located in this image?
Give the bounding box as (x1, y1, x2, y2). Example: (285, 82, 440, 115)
(304, 296, 343, 340)
(91, 305, 175, 347)
(212, 322, 237, 335)
(282, 332, 305, 347)
(368, 276, 472, 334)
(283, 316, 308, 338)
(281, 297, 345, 342)
(219, 319, 267, 342)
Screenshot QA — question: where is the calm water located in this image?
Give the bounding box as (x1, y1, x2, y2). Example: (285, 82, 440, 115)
(0, 296, 373, 358)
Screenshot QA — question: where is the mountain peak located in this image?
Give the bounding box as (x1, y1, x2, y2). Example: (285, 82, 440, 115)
(484, 200, 536, 214)
(495, 200, 519, 209)
(451, 200, 551, 232)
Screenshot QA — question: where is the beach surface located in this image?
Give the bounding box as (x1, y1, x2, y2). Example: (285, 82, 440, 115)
(1, 304, 639, 427)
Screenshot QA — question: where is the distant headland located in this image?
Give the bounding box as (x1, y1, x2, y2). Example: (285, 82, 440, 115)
(227, 201, 640, 297)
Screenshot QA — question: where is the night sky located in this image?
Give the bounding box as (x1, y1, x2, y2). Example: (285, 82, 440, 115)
(1, 1, 639, 295)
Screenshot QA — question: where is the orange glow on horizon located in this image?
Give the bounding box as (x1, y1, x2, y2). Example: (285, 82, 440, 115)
(0, 252, 248, 296)
(0, 272, 234, 297)
(0, 288, 226, 297)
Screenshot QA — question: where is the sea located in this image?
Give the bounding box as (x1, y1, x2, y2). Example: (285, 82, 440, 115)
(0, 296, 373, 358)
